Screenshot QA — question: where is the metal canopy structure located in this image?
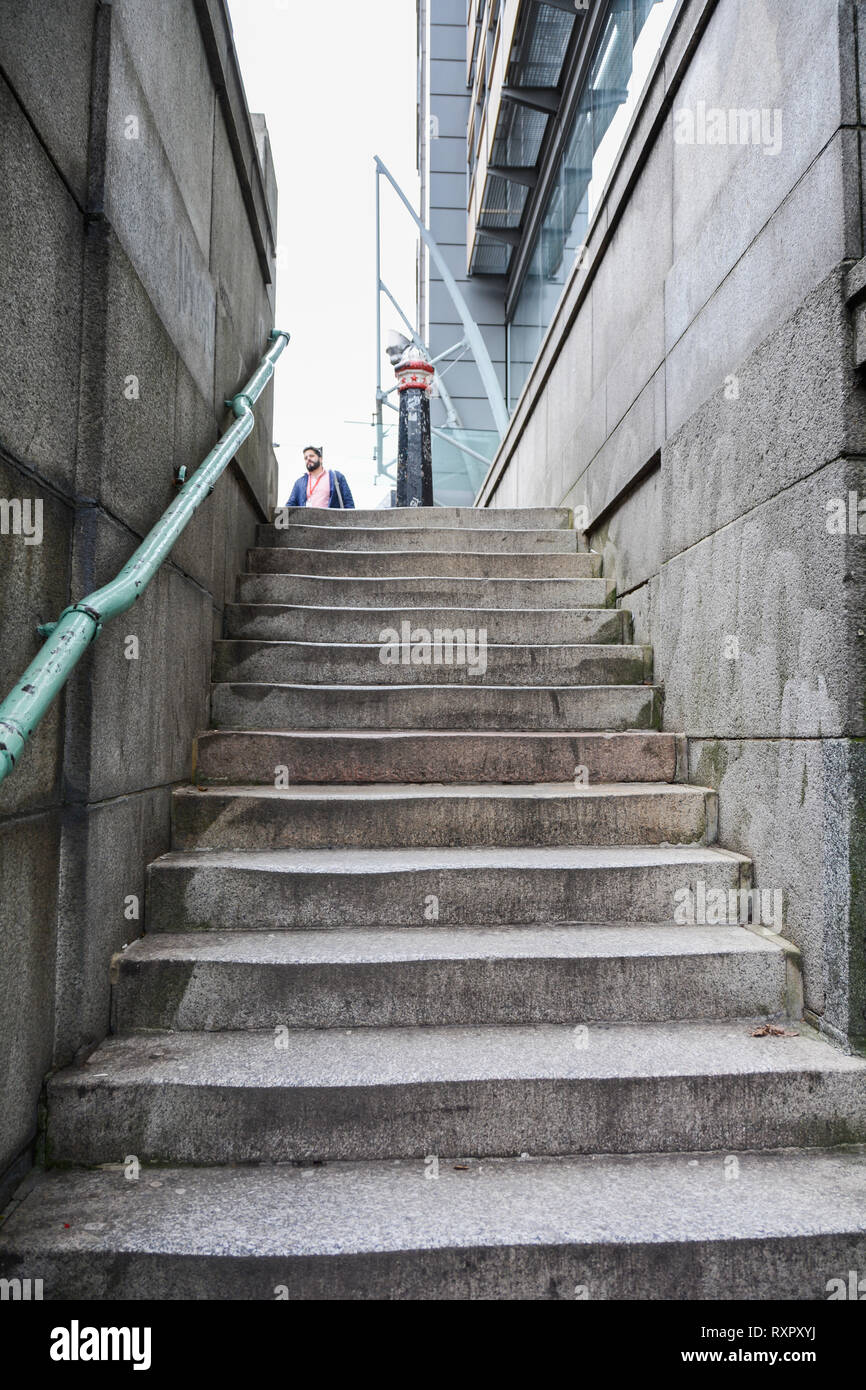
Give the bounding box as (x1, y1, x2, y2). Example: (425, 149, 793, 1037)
(373, 155, 509, 492)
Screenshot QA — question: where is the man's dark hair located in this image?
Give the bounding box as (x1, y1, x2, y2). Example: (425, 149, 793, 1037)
(303, 445, 323, 458)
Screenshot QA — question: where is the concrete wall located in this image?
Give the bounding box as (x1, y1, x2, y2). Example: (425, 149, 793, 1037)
(478, 0, 866, 1049)
(0, 0, 279, 1200)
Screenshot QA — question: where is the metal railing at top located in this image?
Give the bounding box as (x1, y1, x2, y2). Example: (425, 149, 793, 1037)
(0, 329, 290, 788)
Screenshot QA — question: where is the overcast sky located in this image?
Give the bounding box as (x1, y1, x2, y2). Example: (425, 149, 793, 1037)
(227, 0, 420, 507)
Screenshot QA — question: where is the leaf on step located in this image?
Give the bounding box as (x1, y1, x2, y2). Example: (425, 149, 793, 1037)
(750, 1024, 799, 1038)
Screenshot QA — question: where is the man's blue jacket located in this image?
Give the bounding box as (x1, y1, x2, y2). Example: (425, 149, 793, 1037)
(285, 469, 355, 509)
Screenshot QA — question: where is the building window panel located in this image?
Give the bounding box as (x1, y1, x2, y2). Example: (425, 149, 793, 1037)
(506, 0, 675, 409)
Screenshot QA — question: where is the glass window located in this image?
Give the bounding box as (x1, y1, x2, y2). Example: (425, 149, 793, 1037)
(506, 0, 675, 409)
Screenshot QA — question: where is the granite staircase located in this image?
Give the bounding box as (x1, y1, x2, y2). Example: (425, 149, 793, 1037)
(2, 505, 865, 1299)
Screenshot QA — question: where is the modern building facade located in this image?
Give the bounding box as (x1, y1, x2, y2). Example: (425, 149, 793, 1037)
(418, 0, 677, 489)
(418, 0, 866, 1053)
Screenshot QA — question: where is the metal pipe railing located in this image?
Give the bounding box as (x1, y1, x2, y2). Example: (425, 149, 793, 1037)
(0, 329, 290, 787)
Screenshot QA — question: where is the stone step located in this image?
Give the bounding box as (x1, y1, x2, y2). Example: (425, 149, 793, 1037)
(111, 925, 792, 1031)
(224, 603, 631, 646)
(145, 844, 750, 932)
(44, 1020, 866, 1165)
(193, 729, 681, 785)
(171, 782, 717, 851)
(238, 572, 615, 609)
(210, 682, 661, 731)
(211, 641, 653, 687)
(267, 505, 574, 530)
(5, 1147, 865, 1299)
(258, 524, 581, 554)
(245, 549, 601, 579)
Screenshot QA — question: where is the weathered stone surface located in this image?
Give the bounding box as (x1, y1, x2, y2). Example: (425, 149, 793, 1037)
(113, 0, 215, 257)
(210, 680, 661, 732)
(171, 782, 716, 852)
(193, 729, 678, 786)
(0, 456, 72, 817)
(666, 129, 859, 438)
(246, 547, 601, 579)
(589, 465, 663, 600)
(112, 925, 788, 1031)
(52, 788, 169, 1067)
(224, 602, 628, 646)
(0, 0, 281, 1216)
(44, 1019, 865, 1165)
(0, 78, 84, 488)
(658, 459, 865, 741)
(210, 110, 274, 517)
(259, 523, 580, 555)
(104, 21, 216, 403)
(0, 0, 97, 205)
(145, 844, 749, 932)
(4, 1147, 866, 1299)
(688, 737, 827, 1018)
(671, 0, 848, 319)
(662, 272, 866, 564)
(0, 814, 60, 1188)
(59, 510, 213, 803)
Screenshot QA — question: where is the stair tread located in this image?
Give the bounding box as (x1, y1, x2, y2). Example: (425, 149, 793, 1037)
(5, 1146, 866, 1259)
(50, 1019, 864, 1088)
(242, 574, 609, 586)
(228, 603, 617, 615)
(198, 728, 674, 740)
(212, 681, 657, 693)
(174, 781, 710, 803)
(152, 843, 747, 871)
(268, 505, 574, 528)
(120, 924, 786, 966)
(247, 547, 593, 562)
(268, 524, 579, 535)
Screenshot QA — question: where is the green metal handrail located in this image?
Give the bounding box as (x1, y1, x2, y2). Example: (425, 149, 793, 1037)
(0, 329, 290, 787)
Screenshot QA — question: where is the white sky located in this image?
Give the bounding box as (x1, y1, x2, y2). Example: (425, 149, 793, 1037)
(227, 0, 420, 508)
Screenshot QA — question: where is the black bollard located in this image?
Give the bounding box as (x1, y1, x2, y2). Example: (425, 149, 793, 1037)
(395, 348, 434, 507)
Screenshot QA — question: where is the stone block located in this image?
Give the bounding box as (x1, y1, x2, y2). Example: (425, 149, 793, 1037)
(671, 0, 846, 270)
(574, 370, 663, 530)
(0, 0, 97, 205)
(0, 457, 73, 816)
(210, 111, 275, 518)
(666, 130, 859, 437)
(657, 458, 866, 740)
(662, 269, 866, 564)
(0, 812, 60, 1183)
(113, 0, 215, 257)
(592, 132, 672, 395)
(688, 736, 826, 1017)
(822, 736, 866, 1048)
(621, 574, 660, 650)
(53, 787, 170, 1065)
(545, 292, 593, 473)
(104, 22, 216, 403)
(0, 78, 84, 489)
(61, 510, 214, 803)
(590, 465, 663, 598)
